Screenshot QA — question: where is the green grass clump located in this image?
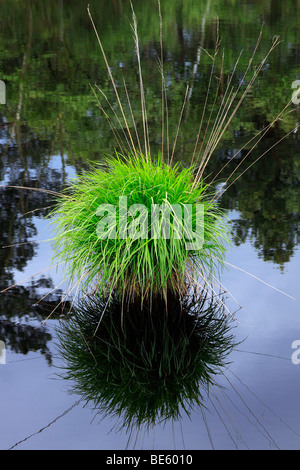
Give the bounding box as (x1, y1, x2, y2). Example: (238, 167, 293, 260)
(56, 289, 236, 431)
(51, 153, 230, 303)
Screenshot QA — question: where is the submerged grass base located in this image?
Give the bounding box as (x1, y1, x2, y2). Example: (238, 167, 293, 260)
(51, 153, 230, 305)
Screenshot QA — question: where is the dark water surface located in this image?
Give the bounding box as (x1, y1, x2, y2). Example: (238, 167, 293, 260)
(0, 0, 300, 450)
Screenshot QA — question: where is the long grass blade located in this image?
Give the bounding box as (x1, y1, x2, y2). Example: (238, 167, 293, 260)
(87, 5, 137, 157)
(130, 1, 150, 159)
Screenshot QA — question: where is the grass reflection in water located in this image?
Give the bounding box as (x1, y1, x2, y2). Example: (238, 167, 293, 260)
(56, 289, 237, 432)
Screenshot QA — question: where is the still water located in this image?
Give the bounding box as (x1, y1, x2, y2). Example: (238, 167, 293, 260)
(0, 0, 300, 450)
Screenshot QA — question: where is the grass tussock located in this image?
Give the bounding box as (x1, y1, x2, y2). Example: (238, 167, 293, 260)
(48, 5, 297, 309)
(52, 153, 230, 304)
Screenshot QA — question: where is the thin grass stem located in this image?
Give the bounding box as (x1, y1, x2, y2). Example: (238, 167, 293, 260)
(87, 5, 138, 158)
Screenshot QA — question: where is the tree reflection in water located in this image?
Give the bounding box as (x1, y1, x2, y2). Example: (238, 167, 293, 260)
(0, 282, 71, 364)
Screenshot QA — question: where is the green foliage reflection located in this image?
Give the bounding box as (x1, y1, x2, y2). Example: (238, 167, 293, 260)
(56, 290, 237, 430)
